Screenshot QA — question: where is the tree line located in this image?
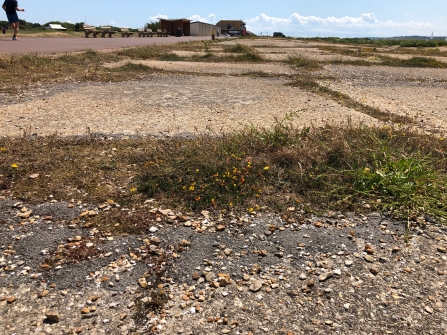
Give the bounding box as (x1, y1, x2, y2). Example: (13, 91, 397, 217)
(0, 19, 161, 32)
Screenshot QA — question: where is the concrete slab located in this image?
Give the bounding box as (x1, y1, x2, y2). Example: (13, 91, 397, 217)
(0, 36, 212, 54)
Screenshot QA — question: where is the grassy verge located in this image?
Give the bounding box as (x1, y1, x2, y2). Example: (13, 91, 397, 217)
(2, 119, 447, 223)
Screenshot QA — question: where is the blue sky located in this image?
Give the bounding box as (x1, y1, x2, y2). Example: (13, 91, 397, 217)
(15, 0, 447, 37)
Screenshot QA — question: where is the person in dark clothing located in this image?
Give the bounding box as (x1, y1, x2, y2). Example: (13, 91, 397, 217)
(2, 0, 25, 40)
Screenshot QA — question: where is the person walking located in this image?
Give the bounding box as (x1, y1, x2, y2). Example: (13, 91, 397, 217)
(211, 28, 215, 41)
(2, 0, 25, 41)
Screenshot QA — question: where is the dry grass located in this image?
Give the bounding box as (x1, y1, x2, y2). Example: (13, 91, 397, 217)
(2, 120, 447, 222)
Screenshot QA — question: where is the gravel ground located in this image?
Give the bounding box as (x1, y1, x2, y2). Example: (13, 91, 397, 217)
(1, 197, 446, 335)
(1, 39, 447, 334)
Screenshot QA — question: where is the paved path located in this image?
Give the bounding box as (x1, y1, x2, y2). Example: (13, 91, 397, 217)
(0, 36, 212, 54)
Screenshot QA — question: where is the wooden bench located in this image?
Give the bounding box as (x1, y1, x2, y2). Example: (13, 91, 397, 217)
(137, 28, 153, 37)
(120, 28, 134, 37)
(156, 29, 170, 37)
(100, 26, 116, 38)
(83, 25, 101, 38)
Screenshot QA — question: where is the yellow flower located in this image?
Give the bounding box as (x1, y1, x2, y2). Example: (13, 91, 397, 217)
(440, 137, 445, 141)
(130, 187, 137, 193)
(248, 207, 254, 213)
(363, 167, 370, 174)
(0, 147, 6, 151)
(189, 185, 195, 191)
(11, 163, 18, 168)
(263, 166, 269, 170)
(196, 169, 200, 172)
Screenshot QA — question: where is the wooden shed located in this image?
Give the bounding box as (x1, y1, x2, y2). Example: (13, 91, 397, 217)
(159, 19, 191, 36)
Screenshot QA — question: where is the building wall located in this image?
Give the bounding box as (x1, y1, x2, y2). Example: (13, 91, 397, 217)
(160, 20, 173, 34)
(190, 22, 216, 36)
(182, 22, 190, 36)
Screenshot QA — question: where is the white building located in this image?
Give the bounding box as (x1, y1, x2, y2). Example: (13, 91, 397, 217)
(44, 24, 67, 31)
(190, 21, 216, 36)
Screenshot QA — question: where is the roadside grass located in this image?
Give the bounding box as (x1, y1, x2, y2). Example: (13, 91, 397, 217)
(2, 119, 447, 223)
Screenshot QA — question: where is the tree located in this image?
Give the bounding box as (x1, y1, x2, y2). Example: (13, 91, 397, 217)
(145, 21, 160, 31)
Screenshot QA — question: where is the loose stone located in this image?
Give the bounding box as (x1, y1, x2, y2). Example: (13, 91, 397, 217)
(249, 280, 263, 292)
(364, 255, 375, 263)
(45, 311, 60, 322)
(318, 271, 334, 282)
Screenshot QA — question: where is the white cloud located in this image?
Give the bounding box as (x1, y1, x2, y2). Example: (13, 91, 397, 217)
(246, 12, 433, 37)
(149, 14, 169, 21)
(188, 14, 208, 23)
(109, 20, 129, 28)
(66, 19, 72, 23)
(208, 13, 216, 24)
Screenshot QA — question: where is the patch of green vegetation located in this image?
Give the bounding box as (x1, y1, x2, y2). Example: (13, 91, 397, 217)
(117, 45, 183, 61)
(287, 56, 321, 69)
(223, 43, 264, 62)
(132, 116, 447, 220)
(110, 62, 156, 72)
(382, 56, 447, 68)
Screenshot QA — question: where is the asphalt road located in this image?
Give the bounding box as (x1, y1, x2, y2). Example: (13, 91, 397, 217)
(0, 36, 212, 54)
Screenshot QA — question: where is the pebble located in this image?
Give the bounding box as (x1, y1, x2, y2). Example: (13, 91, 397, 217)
(81, 307, 90, 314)
(425, 306, 434, 314)
(138, 277, 148, 288)
(45, 311, 60, 322)
(370, 267, 380, 275)
(6, 296, 17, 304)
(364, 255, 375, 263)
(249, 280, 263, 292)
(205, 272, 216, 282)
(38, 290, 49, 298)
(318, 271, 333, 282)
